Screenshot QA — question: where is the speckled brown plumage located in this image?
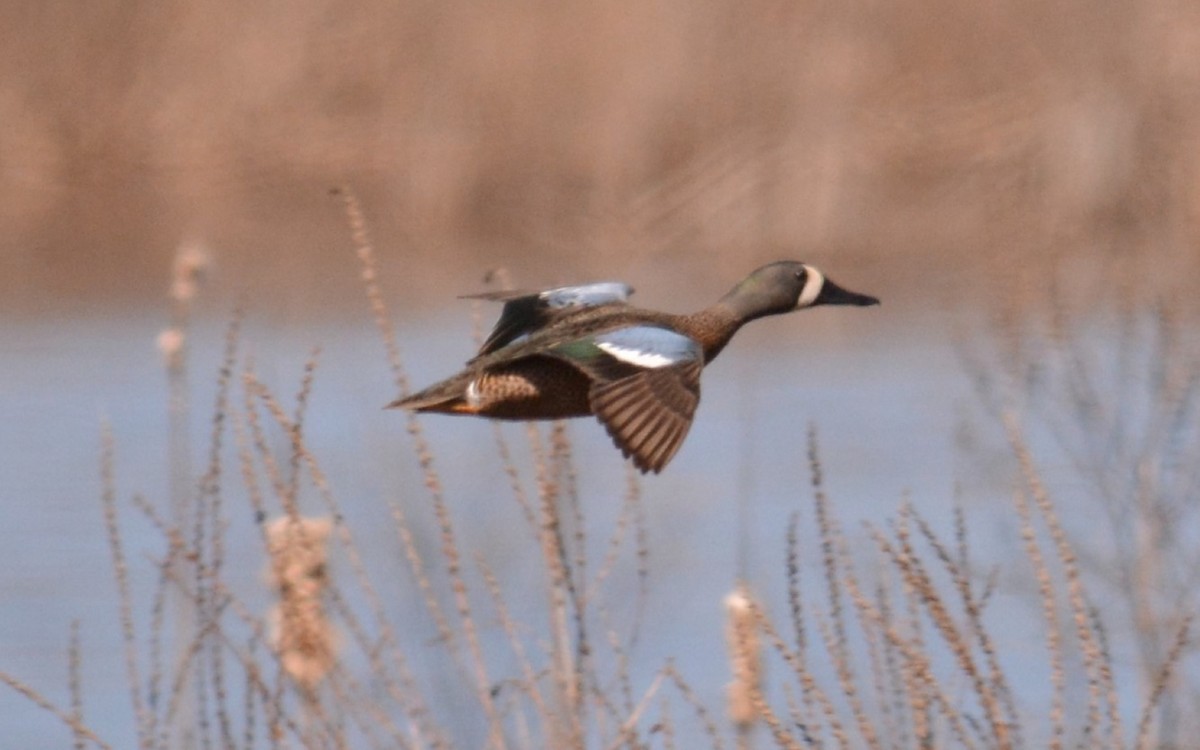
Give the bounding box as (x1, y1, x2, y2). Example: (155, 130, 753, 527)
(465, 357, 593, 419)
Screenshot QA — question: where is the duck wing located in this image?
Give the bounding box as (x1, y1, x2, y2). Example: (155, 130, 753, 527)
(464, 282, 634, 357)
(552, 326, 703, 474)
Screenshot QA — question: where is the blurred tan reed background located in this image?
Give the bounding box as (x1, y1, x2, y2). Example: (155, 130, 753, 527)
(3, 0, 1199, 315)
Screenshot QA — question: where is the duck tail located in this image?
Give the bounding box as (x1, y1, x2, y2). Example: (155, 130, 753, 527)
(386, 374, 477, 414)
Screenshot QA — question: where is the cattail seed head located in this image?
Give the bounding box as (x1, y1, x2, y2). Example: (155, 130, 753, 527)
(170, 241, 210, 303)
(156, 327, 185, 369)
(265, 516, 337, 690)
(725, 584, 764, 729)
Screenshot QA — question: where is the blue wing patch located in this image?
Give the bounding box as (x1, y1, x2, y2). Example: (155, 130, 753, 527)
(540, 282, 634, 309)
(594, 326, 701, 369)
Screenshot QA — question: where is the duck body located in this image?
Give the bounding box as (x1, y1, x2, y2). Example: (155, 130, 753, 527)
(391, 261, 878, 473)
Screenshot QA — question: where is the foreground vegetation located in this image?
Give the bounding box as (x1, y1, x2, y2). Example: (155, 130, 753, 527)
(4, 196, 1198, 749)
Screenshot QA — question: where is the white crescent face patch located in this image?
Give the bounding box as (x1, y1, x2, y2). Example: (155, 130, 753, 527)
(595, 326, 702, 368)
(796, 265, 825, 308)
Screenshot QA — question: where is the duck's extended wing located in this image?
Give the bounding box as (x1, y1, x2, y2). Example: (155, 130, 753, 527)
(464, 282, 634, 358)
(549, 326, 703, 474)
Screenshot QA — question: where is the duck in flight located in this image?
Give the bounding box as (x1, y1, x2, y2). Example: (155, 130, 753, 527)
(389, 261, 879, 473)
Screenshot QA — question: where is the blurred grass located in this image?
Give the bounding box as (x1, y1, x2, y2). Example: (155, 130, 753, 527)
(3, 0, 1199, 314)
(5, 186, 1199, 748)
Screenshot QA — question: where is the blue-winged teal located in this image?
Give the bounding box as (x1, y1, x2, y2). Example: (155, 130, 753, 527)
(390, 261, 879, 473)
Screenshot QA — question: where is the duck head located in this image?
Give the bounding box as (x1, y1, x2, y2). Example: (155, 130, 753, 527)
(721, 260, 879, 322)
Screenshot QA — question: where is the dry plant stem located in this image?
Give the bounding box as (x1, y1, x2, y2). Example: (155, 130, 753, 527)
(502, 690, 534, 750)
(412, 506, 506, 745)
(837, 568, 978, 750)
(527, 422, 582, 744)
(492, 422, 538, 534)
(285, 347, 321, 518)
(99, 425, 152, 750)
(242, 644, 256, 750)
(221, 639, 309, 749)
(606, 668, 667, 750)
(323, 539, 446, 747)
(903, 658, 931, 749)
(199, 312, 242, 750)
(869, 549, 928, 748)
(296, 686, 342, 750)
(341, 186, 447, 510)
(786, 512, 807, 655)
(588, 475, 638, 600)
(859, 581, 892, 746)
(807, 428, 881, 750)
(230, 404, 269, 529)
(550, 422, 592, 722)
(128, 495, 183, 750)
(268, 358, 335, 730)
(163, 594, 231, 729)
(338, 187, 406, 390)
(662, 663, 727, 750)
(1010, 486, 1065, 749)
(847, 518, 963, 746)
(163, 573, 311, 747)
(214, 598, 299, 743)
(69, 620, 85, 750)
(602, 621, 636, 725)
(477, 556, 552, 740)
(0, 670, 113, 750)
(268, 655, 285, 750)
(873, 522, 1009, 748)
(1134, 616, 1193, 750)
(250, 384, 420, 672)
(896, 507, 1014, 748)
(813, 611, 861, 749)
(1087, 608, 1117, 745)
(552, 424, 585, 594)
(246, 374, 446, 748)
(910, 507, 1017, 738)
(779, 683, 815, 749)
(320, 670, 378, 750)
(748, 680, 800, 750)
(589, 681, 623, 750)
(341, 186, 505, 749)
(579, 610, 632, 730)
(1004, 414, 1118, 746)
(240, 365, 291, 515)
(629, 463, 651, 650)
(896, 518, 931, 733)
(244, 403, 300, 666)
(325, 667, 416, 750)
(783, 512, 829, 743)
(748, 605, 848, 750)
(388, 499, 460, 653)
(147, 522, 178, 750)
(188, 505, 211, 750)
(727, 597, 797, 750)
(658, 695, 677, 750)
(872, 568, 908, 749)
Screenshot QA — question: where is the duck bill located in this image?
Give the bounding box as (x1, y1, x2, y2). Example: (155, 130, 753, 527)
(814, 278, 880, 307)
